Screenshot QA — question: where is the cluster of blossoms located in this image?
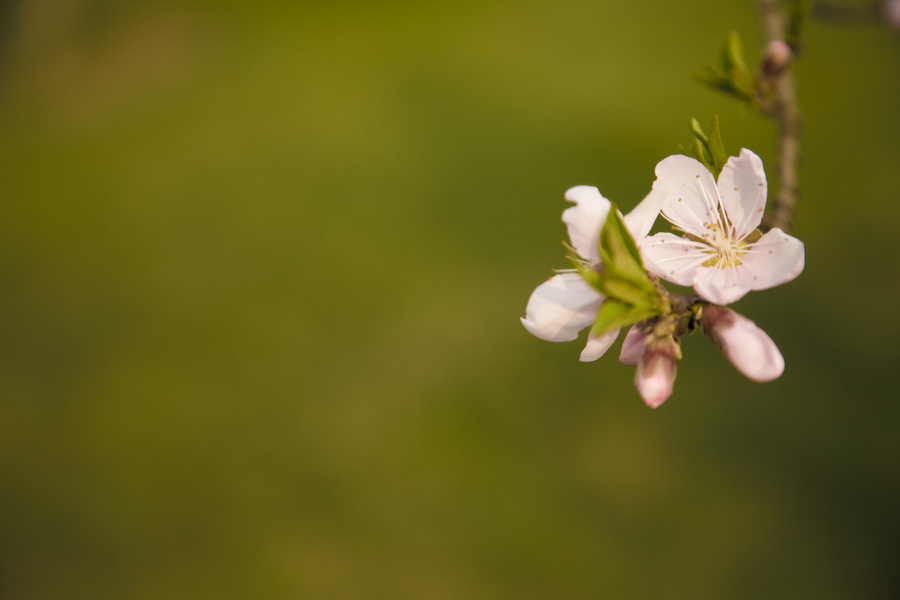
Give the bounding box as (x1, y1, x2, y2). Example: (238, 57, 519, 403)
(521, 149, 804, 408)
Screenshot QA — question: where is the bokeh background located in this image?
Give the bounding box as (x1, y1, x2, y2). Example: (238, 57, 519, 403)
(1, 0, 898, 598)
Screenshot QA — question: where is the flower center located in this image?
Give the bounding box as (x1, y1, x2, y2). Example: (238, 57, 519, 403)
(701, 223, 745, 268)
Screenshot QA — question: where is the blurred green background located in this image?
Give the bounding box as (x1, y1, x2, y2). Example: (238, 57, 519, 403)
(1, 0, 898, 598)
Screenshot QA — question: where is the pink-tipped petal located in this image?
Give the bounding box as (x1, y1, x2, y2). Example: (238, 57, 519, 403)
(636, 369, 673, 409)
(885, 0, 900, 29)
(562, 186, 611, 263)
(634, 341, 677, 409)
(618, 325, 648, 366)
(702, 306, 785, 382)
(579, 328, 620, 362)
(521, 273, 603, 342)
(737, 228, 805, 292)
(717, 149, 767, 238)
(653, 154, 721, 237)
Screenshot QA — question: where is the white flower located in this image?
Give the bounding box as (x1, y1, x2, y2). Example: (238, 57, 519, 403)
(640, 149, 804, 306)
(521, 185, 664, 361)
(701, 306, 784, 382)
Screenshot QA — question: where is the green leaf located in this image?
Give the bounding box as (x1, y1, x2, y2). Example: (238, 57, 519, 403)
(687, 116, 728, 179)
(591, 298, 658, 338)
(689, 118, 714, 172)
(599, 277, 657, 308)
(689, 117, 708, 144)
(588, 206, 666, 327)
(723, 32, 754, 97)
(690, 139, 712, 173)
(693, 64, 730, 93)
(694, 32, 755, 102)
(568, 205, 669, 329)
(723, 31, 748, 73)
(705, 115, 728, 178)
(597, 205, 657, 297)
(729, 66, 756, 98)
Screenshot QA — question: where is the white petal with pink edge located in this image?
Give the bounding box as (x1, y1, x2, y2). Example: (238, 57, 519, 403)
(521, 273, 603, 342)
(703, 306, 784, 382)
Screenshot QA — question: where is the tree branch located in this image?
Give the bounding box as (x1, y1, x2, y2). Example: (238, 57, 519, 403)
(757, 0, 802, 233)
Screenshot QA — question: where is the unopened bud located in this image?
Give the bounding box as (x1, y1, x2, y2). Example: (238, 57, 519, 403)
(634, 337, 678, 409)
(886, 0, 900, 30)
(701, 306, 784, 382)
(618, 325, 648, 366)
(762, 40, 793, 77)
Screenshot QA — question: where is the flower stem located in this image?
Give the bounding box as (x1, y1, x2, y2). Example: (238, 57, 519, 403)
(757, 0, 802, 233)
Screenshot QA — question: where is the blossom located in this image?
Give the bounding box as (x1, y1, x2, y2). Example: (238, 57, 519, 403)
(887, 0, 900, 30)
(762, 40, 793, 77)
(617, 325, 678, 408)
(521, 185, 664, 361)
(633, 336, 678, 409)
(701, 306, 784, 382)
(640, 149, 804, 306)
(618, 325, 648, 366)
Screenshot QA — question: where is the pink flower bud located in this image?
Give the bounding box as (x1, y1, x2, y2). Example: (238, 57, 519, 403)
(762, 40, 793, 77)
(619, 325, 648, 366)
(634, 337, 678, 409)
(887, 0, 900, 30)
(701, 306, 785, 382)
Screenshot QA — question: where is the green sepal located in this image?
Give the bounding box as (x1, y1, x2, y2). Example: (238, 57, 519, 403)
(591, 298, 659, 339)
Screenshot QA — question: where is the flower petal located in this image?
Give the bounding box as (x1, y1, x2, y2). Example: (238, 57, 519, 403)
(692, 264, 749, 305)
(562, 186, 611, 263)
(640, 232, 711, 286)
(702, 306, 784, 382)
(618, 325, 647, 366)
(579, 328, 620, 362)
(717, 149, 767, 238)
(634, 340, 677, 409)
(653, 154, 721, 237)
(521, 273, 603, 342)
(736, 228, 805, 292)
(623, 186, 665, 242)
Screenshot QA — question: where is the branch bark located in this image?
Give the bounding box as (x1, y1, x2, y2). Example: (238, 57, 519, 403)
(757, 0, 802, 233)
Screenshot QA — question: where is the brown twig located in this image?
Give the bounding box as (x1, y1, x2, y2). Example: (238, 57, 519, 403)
(757, 0, 802, 233)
